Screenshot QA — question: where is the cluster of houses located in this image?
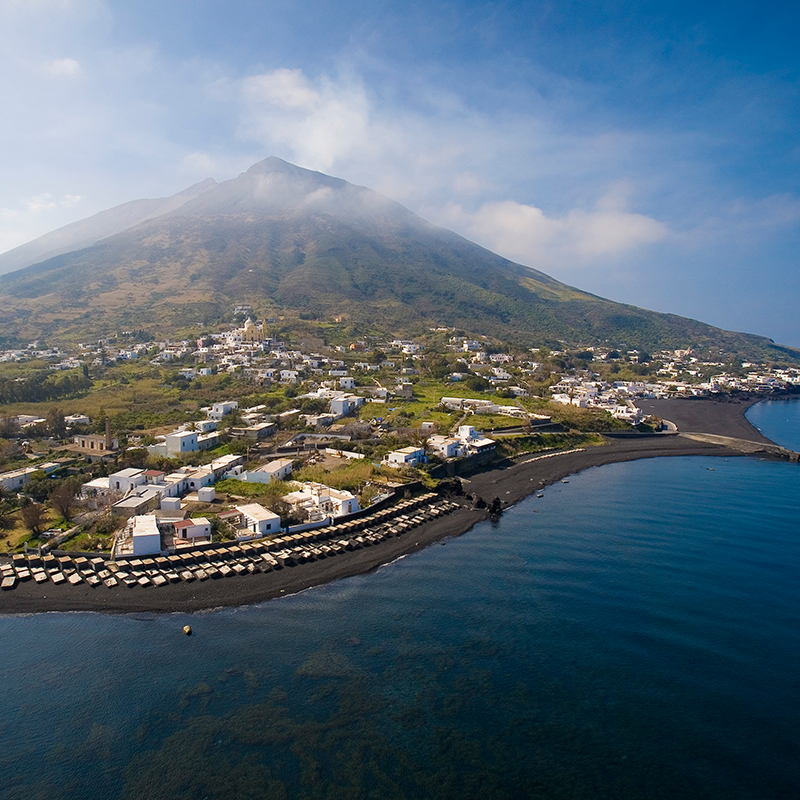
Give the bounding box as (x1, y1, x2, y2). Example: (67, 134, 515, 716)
(81, 452, 244, 518)
(112, 462, 361, 556)
(382, 425, 497, 467)
(0, 461, 62, 492)
(548, 378, 663, 425)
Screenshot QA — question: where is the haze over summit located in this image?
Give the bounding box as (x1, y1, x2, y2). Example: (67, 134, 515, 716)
(0, 156, 795, 366)
(0, 0, 798, 343)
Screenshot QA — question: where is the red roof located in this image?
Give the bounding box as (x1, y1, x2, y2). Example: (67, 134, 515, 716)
(143, 470, 165, 477)
(173, 519, 195, 529)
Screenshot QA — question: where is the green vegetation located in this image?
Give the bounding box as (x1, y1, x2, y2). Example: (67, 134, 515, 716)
(293, 460, 386, 492)
(0, 364, 91, 405)
(214, 478, 292, 499)
(0, 161, 794, 361)
(494, 432, 605, 458)
(56, 530, 113, 553)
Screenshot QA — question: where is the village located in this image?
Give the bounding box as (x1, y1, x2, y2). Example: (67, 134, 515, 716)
(2, 313, 800, 590)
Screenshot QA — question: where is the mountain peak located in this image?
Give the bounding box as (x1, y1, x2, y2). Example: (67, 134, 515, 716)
(176, 176, 218, 196)
(170, 156, 383, 220)
(244, 156, 300, 176)
(239, 156, 350, 192)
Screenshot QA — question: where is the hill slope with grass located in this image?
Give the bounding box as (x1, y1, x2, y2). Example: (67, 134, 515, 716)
(0, 157, 795, 361)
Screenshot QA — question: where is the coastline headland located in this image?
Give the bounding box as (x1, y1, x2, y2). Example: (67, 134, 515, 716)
(1, 395, 794, 616)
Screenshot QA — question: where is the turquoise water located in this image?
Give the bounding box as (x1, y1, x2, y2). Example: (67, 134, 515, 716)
(746, 395, 800, 451)
(2, 408, 800, 798)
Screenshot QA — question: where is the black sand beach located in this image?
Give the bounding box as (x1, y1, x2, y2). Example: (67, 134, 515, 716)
(635, 394, 775, 443)
(0, 397, 787, 615)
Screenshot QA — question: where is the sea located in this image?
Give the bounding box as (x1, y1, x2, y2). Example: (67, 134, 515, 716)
(1, 399, 799, 800)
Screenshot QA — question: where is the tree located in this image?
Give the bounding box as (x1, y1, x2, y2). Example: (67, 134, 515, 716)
(466, 376, 490, 392)
(0, 415, 18, 439)
(25, 472, 52, 503)
(0, 499, 15, 531)
(47, 407, 66, 439)
(227, 438, 247, 455)
(50, 480, 81, 522)
(21, 502, 47, 536)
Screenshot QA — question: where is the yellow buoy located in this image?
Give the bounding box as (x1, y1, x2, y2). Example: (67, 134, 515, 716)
(183, 625, 192, 636)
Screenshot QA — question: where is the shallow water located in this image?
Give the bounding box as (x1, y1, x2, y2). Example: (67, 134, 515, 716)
(746, 395, 800, 450)
(2, 452, 799, 799)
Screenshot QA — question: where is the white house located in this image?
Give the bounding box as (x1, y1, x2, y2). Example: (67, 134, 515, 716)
(339, 376, 355, 390)
(457, 425, 496, 455)
(207, 400, 238, 421)
(236, 503, 281, 537)
(0, 466, 38, 492)
(131, 514, 162, 556)
(283, 482, 359, 520)
(329, 394, 364, 418)
(427, 435, 465, 459)
(80, 476, 112, 497)
(383, 447, 426, 467)
(191, 419, 217, 433)
(173, 516, 212, 542)
(165, 430, 198, 455)
(184, 467, 214, 491)
(242, 459, 293, 484)
(108, 467, 146, 494)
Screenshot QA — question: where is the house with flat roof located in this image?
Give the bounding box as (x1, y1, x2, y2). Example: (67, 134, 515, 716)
(73, 433, 119, 453)
(427, 435, 465, 459)
(235, 503, 281, 538)
(131, 514, 162, 556)
(0, 466, 38, 492)
(115, 490, 161, 519)
(173, 517, 211, 543)
(165, 430, 198, 455)
(242, 458, 293, 484)
(383, 446, 426, 467)
(109, 467, 146, 494)
(283, 482, 359, 521)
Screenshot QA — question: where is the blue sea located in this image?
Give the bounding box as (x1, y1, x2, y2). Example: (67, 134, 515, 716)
(2, 400, 799, 800)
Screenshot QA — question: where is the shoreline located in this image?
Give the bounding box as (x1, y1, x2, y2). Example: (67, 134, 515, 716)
(0, 396, 789, 616)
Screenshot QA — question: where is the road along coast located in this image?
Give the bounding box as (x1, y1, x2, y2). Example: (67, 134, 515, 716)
(0, 397, 789, 616)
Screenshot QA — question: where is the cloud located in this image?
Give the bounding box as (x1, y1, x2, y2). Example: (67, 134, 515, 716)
(22, 192, 82, 214)
(438, 193, 668, 267)
(673, 192, 800, 251)
(240, 69, 373, 170)
(40, 57, 81, 77)
(26, 193, 58, 214)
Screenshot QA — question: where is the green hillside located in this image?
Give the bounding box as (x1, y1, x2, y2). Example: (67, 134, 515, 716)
(0, 158, 795, 361)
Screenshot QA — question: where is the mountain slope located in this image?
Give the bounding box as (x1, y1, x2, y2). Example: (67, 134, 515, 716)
(0, 158, 795, 360)
(0, 178, 217, 276)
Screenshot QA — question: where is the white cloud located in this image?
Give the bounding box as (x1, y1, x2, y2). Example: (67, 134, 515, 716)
(40, 57, 81, 77)
(240, 69, 374, 170)
(21, 192, 81, 214)
(438, 193, 668, 267)
(26, 192, 58, 214)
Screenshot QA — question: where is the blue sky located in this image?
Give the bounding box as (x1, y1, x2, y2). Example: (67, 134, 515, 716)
(1, 0, 799, 345)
